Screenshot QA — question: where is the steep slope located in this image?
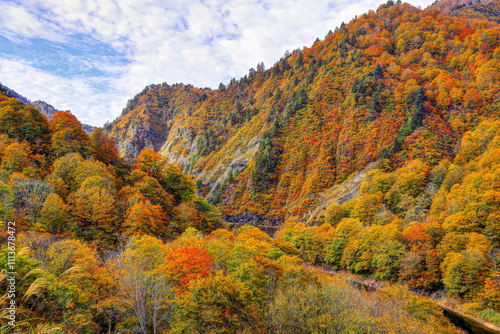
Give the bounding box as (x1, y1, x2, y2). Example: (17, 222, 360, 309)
(108, 1, 500, 224)
(31, 100, 57, 120)
(105, 83, 206, 160)
(0, 82, 30, 104)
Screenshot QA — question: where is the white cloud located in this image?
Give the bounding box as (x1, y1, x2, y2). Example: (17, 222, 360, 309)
(0, 58, 127, 126)
(0, 2, 64, 42)
(1, 0, 437, 126)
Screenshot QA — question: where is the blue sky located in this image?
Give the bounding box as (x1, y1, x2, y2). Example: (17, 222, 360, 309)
(0, 0, 435, 126)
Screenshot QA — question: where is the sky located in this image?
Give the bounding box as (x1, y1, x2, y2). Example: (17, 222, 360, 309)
(0, 0, 436, 126)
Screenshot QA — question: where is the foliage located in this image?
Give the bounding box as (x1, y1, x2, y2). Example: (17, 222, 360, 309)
(3, 0, 500, 330)
(50, 111, 92, 159)
(108, 0, 499, 223)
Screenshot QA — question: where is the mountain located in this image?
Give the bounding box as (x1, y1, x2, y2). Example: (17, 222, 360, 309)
(107, 0, 500, 226)
(1, 1, 500, 331)
(429, 0, 500, 22)
(31, 100, 57, 120)
(0, 82, 30, 104)
(0, 82, 96, 133)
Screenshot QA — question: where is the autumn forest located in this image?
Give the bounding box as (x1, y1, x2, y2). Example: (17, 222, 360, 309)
(2, 0, 500, 333)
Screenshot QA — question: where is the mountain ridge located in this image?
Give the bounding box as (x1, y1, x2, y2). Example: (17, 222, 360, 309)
(0, 82, 96, 133)
(107, 0, 500, 224)
(0, 1, 499, 330)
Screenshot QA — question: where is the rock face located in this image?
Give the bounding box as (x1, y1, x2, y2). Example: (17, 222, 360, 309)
(106, 2, 500, 225)
(305, 163, 377, 224)
(115, 117, 172, 160)
(224, 213, 283, 235)
(107, 83, 200, 161)
(0, 83, 30, 104)
(31, 100, 57, 120)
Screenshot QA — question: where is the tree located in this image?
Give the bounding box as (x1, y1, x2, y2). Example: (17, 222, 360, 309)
(42, 238, 103, 332)
(371, 239, 406, 280)
(171, 272, 264, 334)
(134, 175, 173, 213)
(50, 111, 91, 158)
(1, 142, 31, 172)
(38, 193, 73, 234)
(124, 200, 168, 237)
(0, 95, 50, 151)
(325, 218, 363, 269)
(401, 224, 441, 290)
(10, 175, 53, 226)
(116, 236, 171, 334)
(50, 153, 85, 192)
(275, 219, 334, 264)
(0, 181, 14, 221)
(441, 249, 487, 297)
(73, 159, 117, 192)
(90, 128, 121, 165)
(161, 164, 195, 204)
(267, 277, 354, 333)
(481, 270, 500, 311)
(160, 244, 213, 290)
(68, 185, 118, 244)
(135, 148, 195, 205)
(324, 201, 346, 226)
(385, 160, 430, 212)
(136, 147, 168, 179)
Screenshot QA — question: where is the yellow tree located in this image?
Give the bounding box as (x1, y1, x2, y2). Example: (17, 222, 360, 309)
(136, 147, 168, 179)
(171, 272, 264, 334)
(1, 142, 31, 173)
(41, 239, 103, 332)
(68, 185, 118, 245)
(123, 200, 168, 237)
(38, 193, 73, 234)
(481, 270, 500, 311)
(115, 235, 171, 334)
(441, 249, 487, 297)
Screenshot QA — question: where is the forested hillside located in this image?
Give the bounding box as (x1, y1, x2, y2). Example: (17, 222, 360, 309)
(0, 92, 221, 241)
(2, 0, 500, 332)
(0, 84, 96, 133)
(104, 0, 500, 328)
(108, 0, 500, 225)
(0, 90, 464, 333)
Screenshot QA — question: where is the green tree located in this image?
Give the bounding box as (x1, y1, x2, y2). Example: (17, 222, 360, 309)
(10, 175, 53, 226)
(325, 218, 363, 269)
(441, 250, 487, 297)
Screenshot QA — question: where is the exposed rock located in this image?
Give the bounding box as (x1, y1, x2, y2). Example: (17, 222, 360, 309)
(305, 162, 378, 224)
(225, 213, 283, 235)
(31, 100, 57, 119)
